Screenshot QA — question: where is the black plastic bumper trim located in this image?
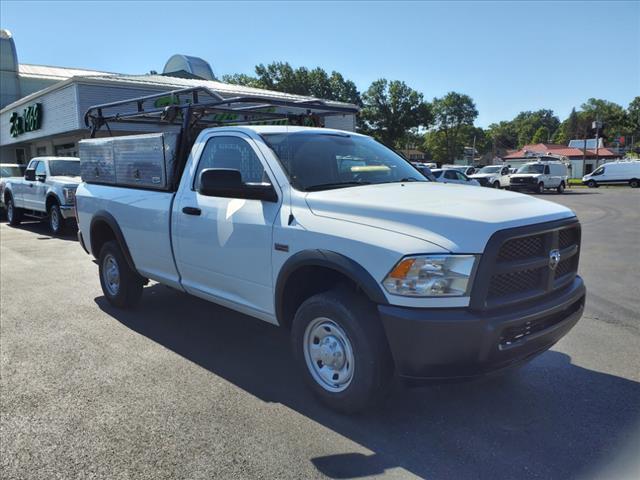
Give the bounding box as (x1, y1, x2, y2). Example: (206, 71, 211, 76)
(378, 276, 585, 380)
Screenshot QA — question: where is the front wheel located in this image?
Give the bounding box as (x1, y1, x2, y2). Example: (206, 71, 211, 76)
(557, 182, 565, 194)
(493, 181, 500, 189)
(587, 180, 597, 188)
(537, 182, 545, 194)
(48, 202, 66, 235)
(630, 179, 639, 188)
(6, 197, 22, 226)
(291, 289, 393, 413)
(98, 240, 144, 308)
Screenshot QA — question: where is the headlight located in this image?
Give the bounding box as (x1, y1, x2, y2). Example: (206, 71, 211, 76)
(63, 187, 76, 204)
(383, 255, 478, 297)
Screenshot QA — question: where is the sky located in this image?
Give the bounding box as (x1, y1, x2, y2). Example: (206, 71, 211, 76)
(1, 0, 638, 127)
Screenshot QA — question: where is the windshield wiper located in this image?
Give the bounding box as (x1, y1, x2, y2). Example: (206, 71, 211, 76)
(304, 181, 371, 192)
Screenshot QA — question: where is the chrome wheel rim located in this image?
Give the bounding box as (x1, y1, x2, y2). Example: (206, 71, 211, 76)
(50, 208, 59, 231)
(303, 317, 355, 392)
(7, 201, 13, 221)
(102, 254, 120, 296)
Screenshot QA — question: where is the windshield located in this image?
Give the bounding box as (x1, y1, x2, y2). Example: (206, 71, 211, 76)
(517, 164, 545, 174)
(49, 160, 80, 177)
(479, 166, 501, 174)
(261, 132, 427, 191)
(0, 166, 25, 178)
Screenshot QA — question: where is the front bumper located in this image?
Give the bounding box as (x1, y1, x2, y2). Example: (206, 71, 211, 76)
(60, 204, 76, 220)
(509, 183, 537, 191)
(378, 276, 585, 380)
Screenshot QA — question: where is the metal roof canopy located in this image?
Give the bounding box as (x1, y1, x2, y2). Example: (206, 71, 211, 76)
(84, 86, 359, 136)
(83, 86, 359, 190)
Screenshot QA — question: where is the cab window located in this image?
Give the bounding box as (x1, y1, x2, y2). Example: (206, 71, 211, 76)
(592, 167, 605, 176)
(544, 165, 550, 174)
(444, 170, 458, 180)
(455, 171, 468, 181)
(35, 162, 46, 177)
(195, 136, 270, 190)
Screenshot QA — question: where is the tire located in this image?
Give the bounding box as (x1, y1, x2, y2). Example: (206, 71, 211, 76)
(492, 181, 500, 189)
(291, 288, 393, 414)
(556, 182, 565, 194)
(630, 179, 639, 188)
(48, 201, 66, 235)
(5, 196, 22, 226)
(98, 240, 144, 308)
(587, 180, 597, 188)
(537, 182, 545, 194)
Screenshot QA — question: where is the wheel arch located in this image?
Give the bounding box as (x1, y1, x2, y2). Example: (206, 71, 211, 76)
(275, 249, 388, 329)
(89, 211, 137, 272)
(45, 192, 62, 210)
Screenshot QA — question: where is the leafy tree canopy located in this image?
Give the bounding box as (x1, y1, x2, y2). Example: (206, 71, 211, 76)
(360, 79, 432, 147)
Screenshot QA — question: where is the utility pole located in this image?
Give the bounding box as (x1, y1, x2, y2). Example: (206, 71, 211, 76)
(593, 118, 602, 168)
(472, 135, 476, 165)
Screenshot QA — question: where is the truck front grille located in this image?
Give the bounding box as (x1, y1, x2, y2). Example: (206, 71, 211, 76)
(471, 219, 581, 310)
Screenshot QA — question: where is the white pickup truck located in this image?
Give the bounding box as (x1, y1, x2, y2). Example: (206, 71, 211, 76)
(75, 89, 586, 412)
(3, 157, 80, 234)
(469, 164, 512, 188)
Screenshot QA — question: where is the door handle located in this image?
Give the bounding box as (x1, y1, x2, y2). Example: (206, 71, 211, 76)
(182, 206, 201, 216)
(29, 183, 34, 188)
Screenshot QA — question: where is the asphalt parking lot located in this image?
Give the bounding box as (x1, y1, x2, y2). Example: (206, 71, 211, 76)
(1, 188, 639, 480)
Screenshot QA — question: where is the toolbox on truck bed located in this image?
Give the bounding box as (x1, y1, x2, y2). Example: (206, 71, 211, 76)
(79, 133, 179, 191)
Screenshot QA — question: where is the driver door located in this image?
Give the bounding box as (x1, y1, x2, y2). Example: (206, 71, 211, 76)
(173, 133, 281, 319)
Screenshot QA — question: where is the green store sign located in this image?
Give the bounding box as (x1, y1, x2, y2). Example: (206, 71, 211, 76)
(9, 103, 42, 138)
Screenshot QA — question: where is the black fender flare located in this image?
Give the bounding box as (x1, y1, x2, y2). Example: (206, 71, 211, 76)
(89, 211, 137, 272)
(45, 192, 62, 209)
(274, 249, 388, 324)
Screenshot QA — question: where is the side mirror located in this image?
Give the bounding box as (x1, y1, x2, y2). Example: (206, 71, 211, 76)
(24, 169, 36, 181)
(198, 168, 278, 202)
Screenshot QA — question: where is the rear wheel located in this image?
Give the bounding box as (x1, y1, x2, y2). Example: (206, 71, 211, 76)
(630, 179, 639, 188)
(291, 288, 393, 413)
(48, 201, 66, 235)
(537, 182, 545, 194)
(6, 196, 22, 226)
(98, 240, 144, 308)
(556, 182, 565, 194)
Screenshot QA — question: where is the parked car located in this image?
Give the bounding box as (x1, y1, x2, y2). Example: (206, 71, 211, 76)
(432, 168, 481, 186)
(509, 161, 568, 194)
(0, 163, 27, 211)
(76, 89, 585, 413)
(2, 157, 80, 234)
(582, 160, 640, 188)
(410, 162, 436, 181)
(469, 165, 512, 188)
(443, 165, 476, 176)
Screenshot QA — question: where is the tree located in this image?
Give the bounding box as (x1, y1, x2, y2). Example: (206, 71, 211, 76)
(531, 126, 551, 144)
(222, 62, 361, 105)
(427, 92, 478, 163)
(579, 98, 629, 142)
(360, 79, 432, 147)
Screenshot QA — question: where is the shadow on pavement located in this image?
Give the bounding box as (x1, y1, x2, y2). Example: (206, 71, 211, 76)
(1, 219, 77, 241)
(96, 285, 640, 480)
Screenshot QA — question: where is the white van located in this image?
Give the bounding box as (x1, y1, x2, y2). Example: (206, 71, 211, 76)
(582, 160, 640, 188)
(509, 161, 569, 194)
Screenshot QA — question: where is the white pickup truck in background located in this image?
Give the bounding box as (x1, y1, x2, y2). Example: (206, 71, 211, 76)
(469, 165, 512, 188)
(3, 157, 81, 234)
(75, 88, 586, 413)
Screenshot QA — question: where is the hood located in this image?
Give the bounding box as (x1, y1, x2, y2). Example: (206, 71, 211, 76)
(470, 173, 497, 179)
(305, 182, 575, 252)
(510, 173, 541, 178)
(51, 175, 82, 186)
